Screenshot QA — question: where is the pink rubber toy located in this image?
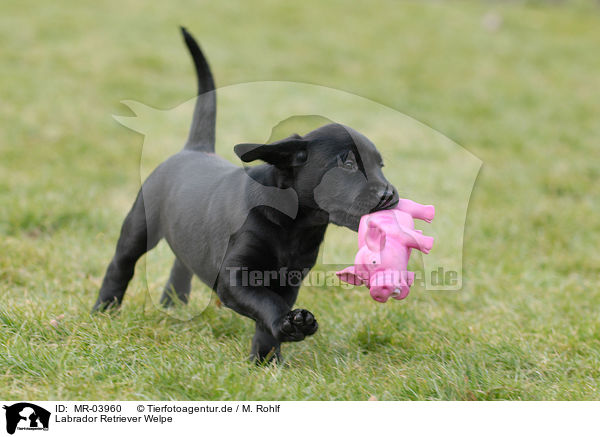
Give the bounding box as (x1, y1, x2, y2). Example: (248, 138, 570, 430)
(336, 198, 435, 303)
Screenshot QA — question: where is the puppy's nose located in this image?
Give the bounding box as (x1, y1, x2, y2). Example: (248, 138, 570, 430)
(372, 186, 398, 211)
(387, 187, 399, 208)
(376, 187, 393, 200)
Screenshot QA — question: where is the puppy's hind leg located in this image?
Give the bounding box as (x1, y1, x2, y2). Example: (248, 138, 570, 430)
(92, 191, 160, 312)
(160, 258, 193, 307)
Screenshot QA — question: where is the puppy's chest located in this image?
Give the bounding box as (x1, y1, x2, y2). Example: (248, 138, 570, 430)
(275, 233, 321, 271)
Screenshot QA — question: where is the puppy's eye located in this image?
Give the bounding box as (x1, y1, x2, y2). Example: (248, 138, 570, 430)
(343, 159, 356, 170)
(337, 155, 357, 171)
(296, 150, 307, 161)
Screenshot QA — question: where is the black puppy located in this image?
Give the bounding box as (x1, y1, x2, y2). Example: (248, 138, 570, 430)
(93, 28, 399, 362)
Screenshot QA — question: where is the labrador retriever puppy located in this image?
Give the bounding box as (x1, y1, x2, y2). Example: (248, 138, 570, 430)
(93, 27, 399, 362)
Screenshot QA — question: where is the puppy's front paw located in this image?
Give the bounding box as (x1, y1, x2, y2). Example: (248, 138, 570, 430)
(275, 309, 318, 342)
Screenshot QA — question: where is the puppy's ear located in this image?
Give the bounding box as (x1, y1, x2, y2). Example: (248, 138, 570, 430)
(234, 134, 309, 168)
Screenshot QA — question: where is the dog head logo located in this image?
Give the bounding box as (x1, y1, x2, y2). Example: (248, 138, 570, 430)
(2, 403, 50, 435)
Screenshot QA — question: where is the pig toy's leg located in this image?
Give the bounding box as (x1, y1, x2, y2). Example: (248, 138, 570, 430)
(396, 199, 435, 223)
(399, 225, 434, 253)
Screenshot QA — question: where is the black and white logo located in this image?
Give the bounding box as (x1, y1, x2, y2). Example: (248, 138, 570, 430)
(2, 403, 50, 435)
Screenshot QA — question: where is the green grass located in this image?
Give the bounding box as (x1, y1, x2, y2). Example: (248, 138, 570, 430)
(2, 0, 600, 400)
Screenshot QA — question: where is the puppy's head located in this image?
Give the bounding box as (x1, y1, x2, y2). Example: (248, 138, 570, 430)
(234, 123, 398, 231)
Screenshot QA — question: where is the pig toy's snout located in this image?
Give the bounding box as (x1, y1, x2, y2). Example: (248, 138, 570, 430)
(369, 291, 389, 303)
(368, 271, 413, 303)
(369, 284, 410, 303)
(369, 284, 390, 303)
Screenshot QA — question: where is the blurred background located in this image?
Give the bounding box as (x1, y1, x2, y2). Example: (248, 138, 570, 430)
(1, 0, 599, 400)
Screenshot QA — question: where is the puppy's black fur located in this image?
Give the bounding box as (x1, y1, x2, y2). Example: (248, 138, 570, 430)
(93, 28, 398, 363)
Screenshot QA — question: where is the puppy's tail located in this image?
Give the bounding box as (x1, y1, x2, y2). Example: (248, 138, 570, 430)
(181, 26, 216, 153)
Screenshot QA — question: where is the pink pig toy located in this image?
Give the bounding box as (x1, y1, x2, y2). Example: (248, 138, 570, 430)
(336, 198, 435, 303)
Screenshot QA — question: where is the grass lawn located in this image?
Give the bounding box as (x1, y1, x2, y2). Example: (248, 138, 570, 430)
(1, 0, 599, 400)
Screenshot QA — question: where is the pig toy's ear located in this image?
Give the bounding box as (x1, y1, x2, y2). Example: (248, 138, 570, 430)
(365, 220, 386, 252)
(336, 266, 365, 286)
